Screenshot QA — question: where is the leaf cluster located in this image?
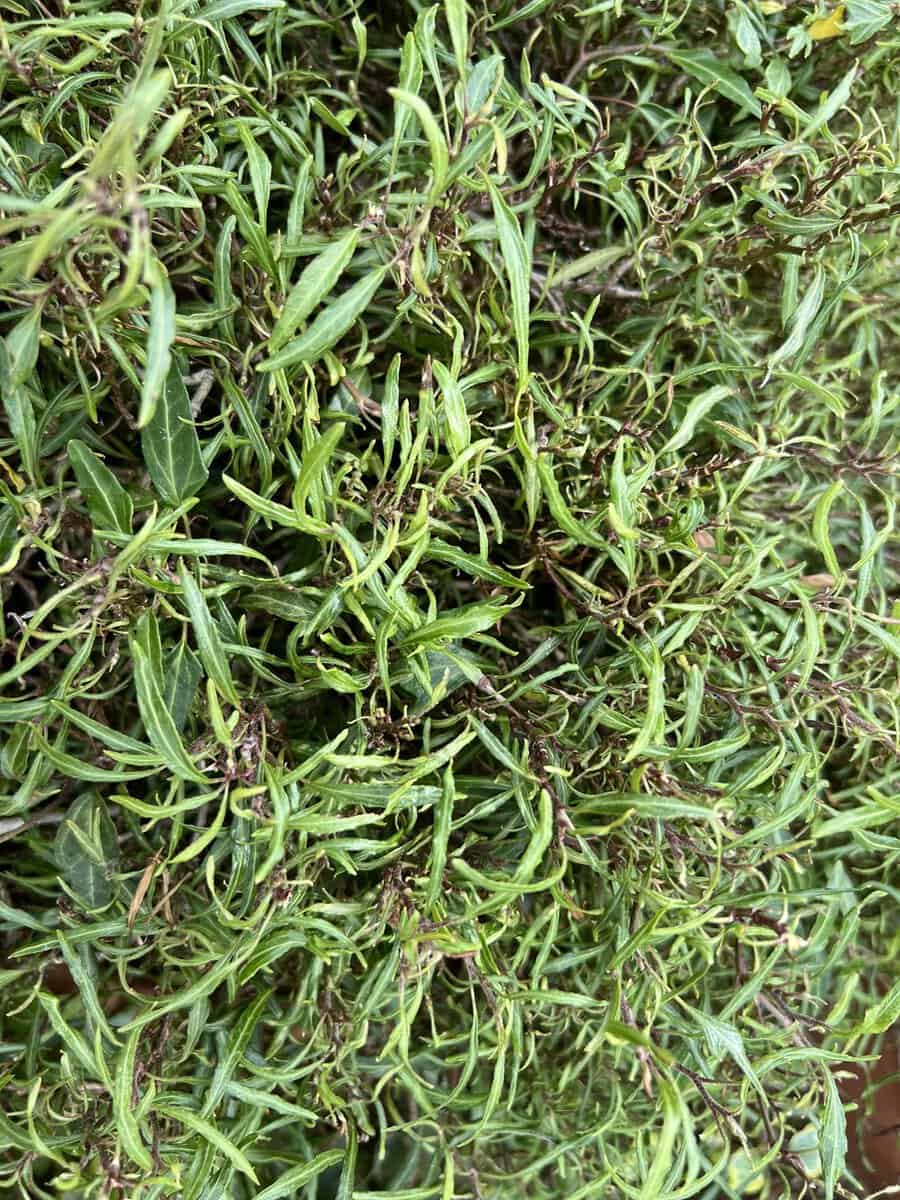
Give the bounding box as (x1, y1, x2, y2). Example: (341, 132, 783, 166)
(0, 0, 898, 1197)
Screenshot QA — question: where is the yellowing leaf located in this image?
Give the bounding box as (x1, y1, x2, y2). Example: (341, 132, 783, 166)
(809, 6, 845, 38)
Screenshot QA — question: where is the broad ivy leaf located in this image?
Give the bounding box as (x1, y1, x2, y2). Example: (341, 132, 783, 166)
(54, 793, 119, 909)
(141, 362, 208, 506)
(68, 439, 133, 534)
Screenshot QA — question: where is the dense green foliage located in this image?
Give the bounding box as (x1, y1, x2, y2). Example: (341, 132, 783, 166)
(1, 0, 899, 1196)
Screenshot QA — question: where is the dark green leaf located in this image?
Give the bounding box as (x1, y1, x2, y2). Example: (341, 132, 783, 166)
(141, 363, 209, 505)
(68, 439, 133, 534)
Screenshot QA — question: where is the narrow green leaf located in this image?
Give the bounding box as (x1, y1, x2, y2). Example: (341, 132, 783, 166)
(286, 157, 312, 245)
(222, 474, 302, 529)
(486, 179, 531, 396)
(114, 1028, 153, 1171)
(428, 539, 528, 589)
(336, 1125, 358, 1200)
(1, 304, 41, 388)
(257, 267, 387, 373)
(776, 371, 846, 419)
(801, 64, 857, 138)
(661, 386, 732, 455)
(224, 179, 277, 276)
(381, 352, 400, 476)
(624, 643, 665, 763)
(445, 0, 468, 77)
(38, 992, 100, 1078)
(390, 34, 423, 181)
(426, 767, 454, 912)
(223, 1082, 316, 1123)
(271, 229, 360, 351)
(180, 565, 239, 706)
(666, 49, 761, 116)
(536, 457, 607, 549)
(812, 480, 844, 582)
(852, 978, 900, 1036)
(768, 268, 826, 379)
(56, 934, 119, 1048)
(389, 89, 448, 207)
(138, 263, 175, 428)
(237, 122, 272, 232)
(400, 599, 514, 647)
(433, 359, 469, 457)
(88, 69, 171, 182)
(193, 0, 284, 20)
(638, 1078, 679, 1200)
(0, 306, 42, 479)
(201, 988, 272, 1117)
(123, 946, 244, 1032)
(254, 1150, 346, 1200)
(292, 421, 346, 521)
(820, 1069, 847, 1200)
(131, 639, 207, 782)
(155, 1104, 258, 1183)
